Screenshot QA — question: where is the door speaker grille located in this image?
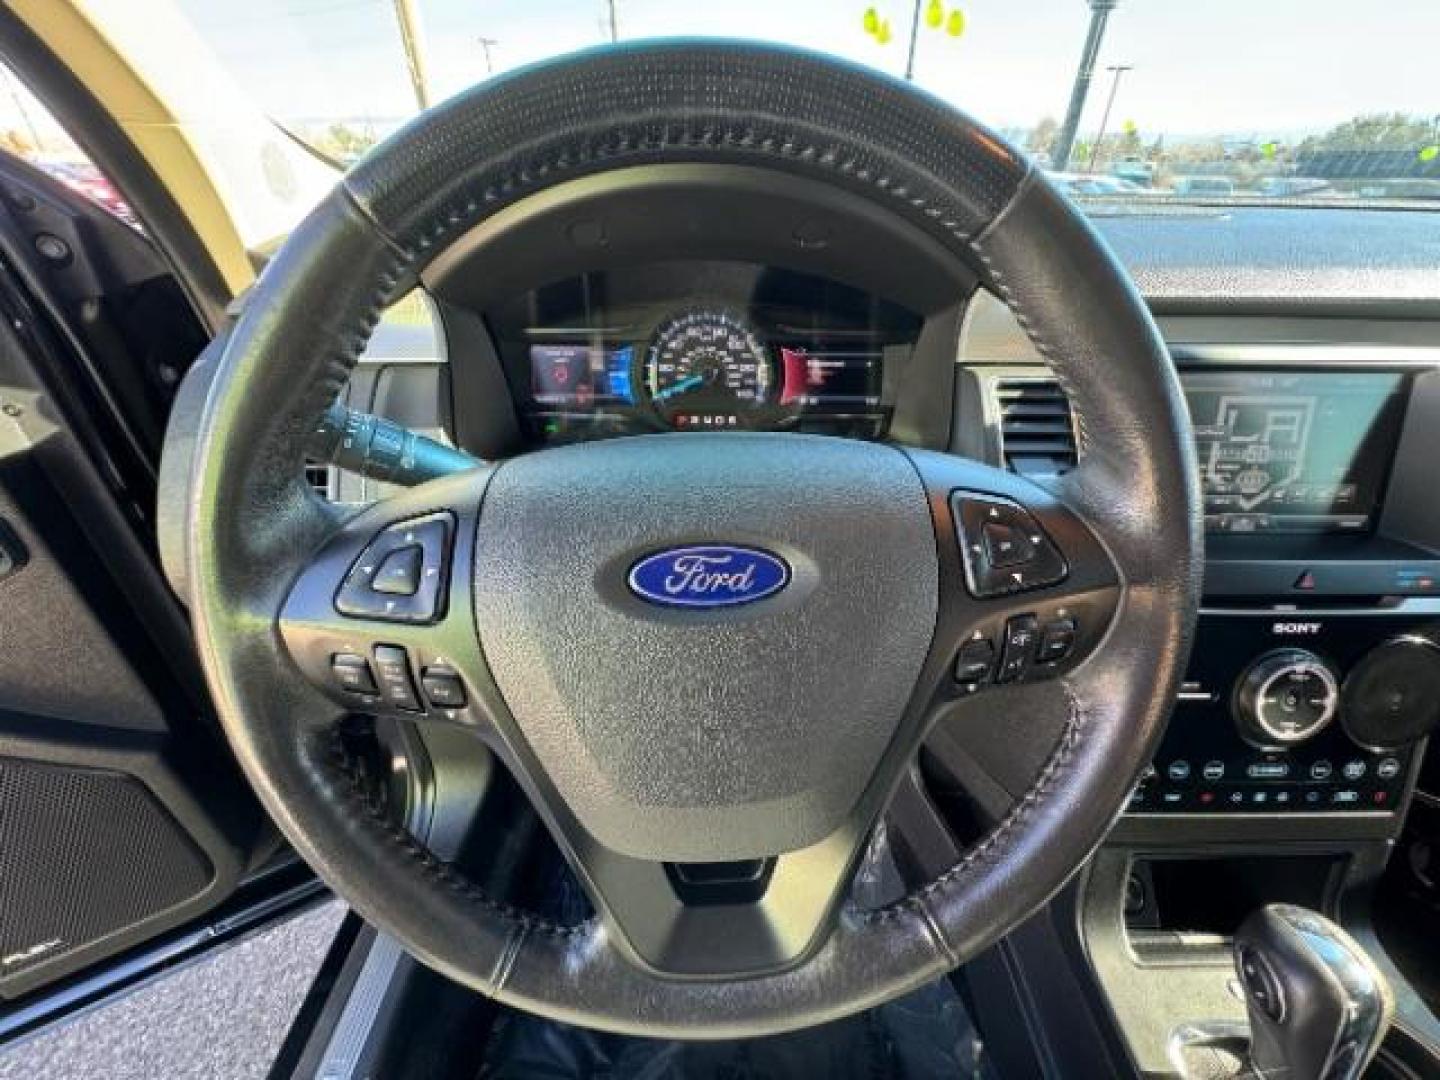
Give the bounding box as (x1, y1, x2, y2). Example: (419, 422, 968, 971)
(0, 756, 212, 984)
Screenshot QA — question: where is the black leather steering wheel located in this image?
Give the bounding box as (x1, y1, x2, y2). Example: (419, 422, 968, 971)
(186, 41, 1200, 1038)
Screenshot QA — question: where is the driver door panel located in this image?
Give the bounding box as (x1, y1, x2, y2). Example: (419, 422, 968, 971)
(0, 151, 261, 1001)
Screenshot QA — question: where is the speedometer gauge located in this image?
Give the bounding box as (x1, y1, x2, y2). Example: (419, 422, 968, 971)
(644, 310, 773, 429)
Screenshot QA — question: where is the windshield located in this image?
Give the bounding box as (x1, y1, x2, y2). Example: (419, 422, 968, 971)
(64, 1, 1440, 240)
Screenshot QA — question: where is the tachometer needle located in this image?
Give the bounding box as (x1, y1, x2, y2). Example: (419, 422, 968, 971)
(652, 374, 705, 402)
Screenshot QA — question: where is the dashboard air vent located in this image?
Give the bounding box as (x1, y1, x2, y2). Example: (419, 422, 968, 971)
(994, 377, 1077, 476)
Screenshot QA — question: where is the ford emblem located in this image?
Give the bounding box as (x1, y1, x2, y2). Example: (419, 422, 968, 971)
(627, 545, 790, 609)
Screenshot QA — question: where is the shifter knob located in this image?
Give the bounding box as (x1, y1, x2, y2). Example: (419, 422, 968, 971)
(1234, 905, 1392, 1080)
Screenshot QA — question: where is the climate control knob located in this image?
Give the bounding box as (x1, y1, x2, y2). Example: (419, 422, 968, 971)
(1341, 635, 1440, 751)
(1234, 649, 1340, 749)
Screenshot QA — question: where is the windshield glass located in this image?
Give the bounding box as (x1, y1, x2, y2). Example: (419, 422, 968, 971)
(84, 1, 1440, 235)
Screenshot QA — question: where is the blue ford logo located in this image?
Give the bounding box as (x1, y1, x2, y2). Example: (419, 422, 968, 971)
(627, 545, 790, 609)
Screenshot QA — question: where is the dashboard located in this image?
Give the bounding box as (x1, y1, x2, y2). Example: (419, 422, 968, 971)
(329, 201, 1440, 1069)
(337, 204, 1440, 847)
(484, 261, 922, 444)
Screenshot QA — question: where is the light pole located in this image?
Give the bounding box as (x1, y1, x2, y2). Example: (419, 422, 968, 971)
(1087, 64, 1132, 173)
(904, 0, 922, 81)
(605, 0, 618, 43)
(1051, 0, 1118, 172)
(477, 36, 499, 75)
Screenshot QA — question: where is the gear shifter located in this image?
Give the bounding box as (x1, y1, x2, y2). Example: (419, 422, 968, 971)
(1233, 905, 1393, 1080)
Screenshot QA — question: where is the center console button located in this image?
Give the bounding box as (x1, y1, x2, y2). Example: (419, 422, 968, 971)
(1247, 761, 1290, 780)
(1309, 760, 1333, 781)
(1341, 760, 1367, 781)
(1203, 761, 1226, 781)
(1167, 760, 1192, 782)
(1376, 757, 1401, 780)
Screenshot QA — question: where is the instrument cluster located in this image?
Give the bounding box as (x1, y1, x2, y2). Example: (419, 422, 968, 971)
(488, 261, 922, 444)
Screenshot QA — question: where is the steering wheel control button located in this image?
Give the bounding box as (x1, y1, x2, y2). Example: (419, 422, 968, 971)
(981, 521, 1034, 568)
(330, 653, 378, 696)
(371, 545, 423, 595)
(951, 494, 1067, 598)
(372, 645, 422, 712)
(1036, 616, 1077, 663)
(421, 665, 467, 709)
(336, 513, 453, 623)
(954, 636, 996, 688)
(997, 614, 1039, 683)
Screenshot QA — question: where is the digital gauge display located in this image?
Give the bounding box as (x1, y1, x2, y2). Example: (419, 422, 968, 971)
(644, 310, 773, 429)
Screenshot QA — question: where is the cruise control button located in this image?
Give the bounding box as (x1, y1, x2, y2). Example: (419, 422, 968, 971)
(372, 645, 422, 711)
(1036, 617, 1077, 663)
(996, 614, 1039, 683)
(331, 653, 378, 695)
(372, 545, 423, 596)
(421, 665, 467, 708)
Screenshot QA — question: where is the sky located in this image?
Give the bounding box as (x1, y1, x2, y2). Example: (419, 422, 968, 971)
(162, 0, 1440, 142)
(0, 1, 1435, 152)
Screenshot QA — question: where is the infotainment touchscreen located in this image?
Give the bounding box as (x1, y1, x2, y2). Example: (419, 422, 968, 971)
(1179, 371, 1409, 534)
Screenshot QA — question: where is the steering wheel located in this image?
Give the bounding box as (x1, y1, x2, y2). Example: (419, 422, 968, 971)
(186, 41, 1200, 1038)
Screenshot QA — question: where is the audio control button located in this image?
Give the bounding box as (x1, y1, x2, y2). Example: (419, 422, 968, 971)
(1234, 649, 1339, 748)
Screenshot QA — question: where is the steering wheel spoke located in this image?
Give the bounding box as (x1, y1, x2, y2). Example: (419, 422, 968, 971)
(902, 448, 1122, 714)
(278, 469, 492, 729)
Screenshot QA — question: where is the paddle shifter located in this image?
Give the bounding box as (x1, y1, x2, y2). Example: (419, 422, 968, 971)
(1233, 905, 1393, 1080)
